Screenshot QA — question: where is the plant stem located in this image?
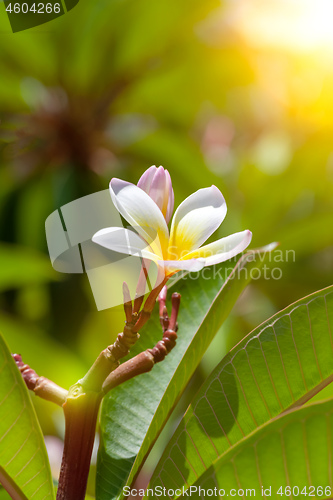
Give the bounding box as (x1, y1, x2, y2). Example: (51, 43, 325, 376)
(102, 351, 155, 393)
(12, 354, 68, 406)
(56, 391, 102, 500)
(55, 283, 178, 499)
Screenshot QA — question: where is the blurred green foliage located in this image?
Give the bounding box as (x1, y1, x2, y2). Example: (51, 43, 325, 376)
(0, 0, 332, 493)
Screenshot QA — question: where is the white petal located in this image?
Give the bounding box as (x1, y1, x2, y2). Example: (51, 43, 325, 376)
(110, 178, 169, 253)
(169, 185, 227, 256)
(183, 230, 252, 265)
(92, 227, 160, 261)
(159, 258, 206, 273)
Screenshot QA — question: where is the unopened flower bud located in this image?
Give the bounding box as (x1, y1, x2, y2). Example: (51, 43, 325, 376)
(137, 165, 174, 224)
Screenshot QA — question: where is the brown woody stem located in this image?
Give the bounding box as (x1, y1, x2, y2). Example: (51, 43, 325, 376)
(56, 391, 102, 500)
(12, 354, 68, 406)
(80, 276, 169, 395)
(102, 351, 155, 392)
(102, 293, 181, 393)
(102, 326, 179, 393)
(132, 278, 168, 332)
(14, 277, 180, 500)
(169, 293, 181, 331)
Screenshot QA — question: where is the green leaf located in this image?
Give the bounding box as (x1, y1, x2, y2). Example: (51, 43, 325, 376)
(0, 244, 57, 292)
(0, 331, 55, 499)
(96, 244, 276, 500)
(0, 487, 12, 500)
(177, 399, 333, 500)
(149, 285, 333, 496)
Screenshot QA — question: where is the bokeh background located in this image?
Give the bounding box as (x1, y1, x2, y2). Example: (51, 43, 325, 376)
(0, 0, 332, 494)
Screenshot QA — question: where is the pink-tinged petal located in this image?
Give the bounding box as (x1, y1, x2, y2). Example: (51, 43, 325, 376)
(159, 258, 206, 274)
(149, 166, 167, 212)
(110, 178, 169, 254)
(137, 165, 157, 192)
(92, 227, 161, 261)
(183, 230, 252, 265)
(169, 185, 227, 256)
(164, 169, 174, 224)
(138, 166, 174, 224)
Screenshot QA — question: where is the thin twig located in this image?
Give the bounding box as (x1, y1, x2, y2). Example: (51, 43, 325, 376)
(12, 354, 68, 406)
(103, 292, 181, 394)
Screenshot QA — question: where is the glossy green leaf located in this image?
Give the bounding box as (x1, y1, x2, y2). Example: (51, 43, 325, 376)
(149, 285, 333, 496)
(176, 399, 333, 500)
(0, 331, 55, 500)
(96, 245, 276, 500)
(0, 244, 57, 292)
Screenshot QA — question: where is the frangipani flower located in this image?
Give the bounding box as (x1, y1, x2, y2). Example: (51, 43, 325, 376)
(137, 165, 174, 224)
(92, 171, 252, 277)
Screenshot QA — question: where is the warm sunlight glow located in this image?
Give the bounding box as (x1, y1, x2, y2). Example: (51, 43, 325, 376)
(228, 0, 333, 53)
